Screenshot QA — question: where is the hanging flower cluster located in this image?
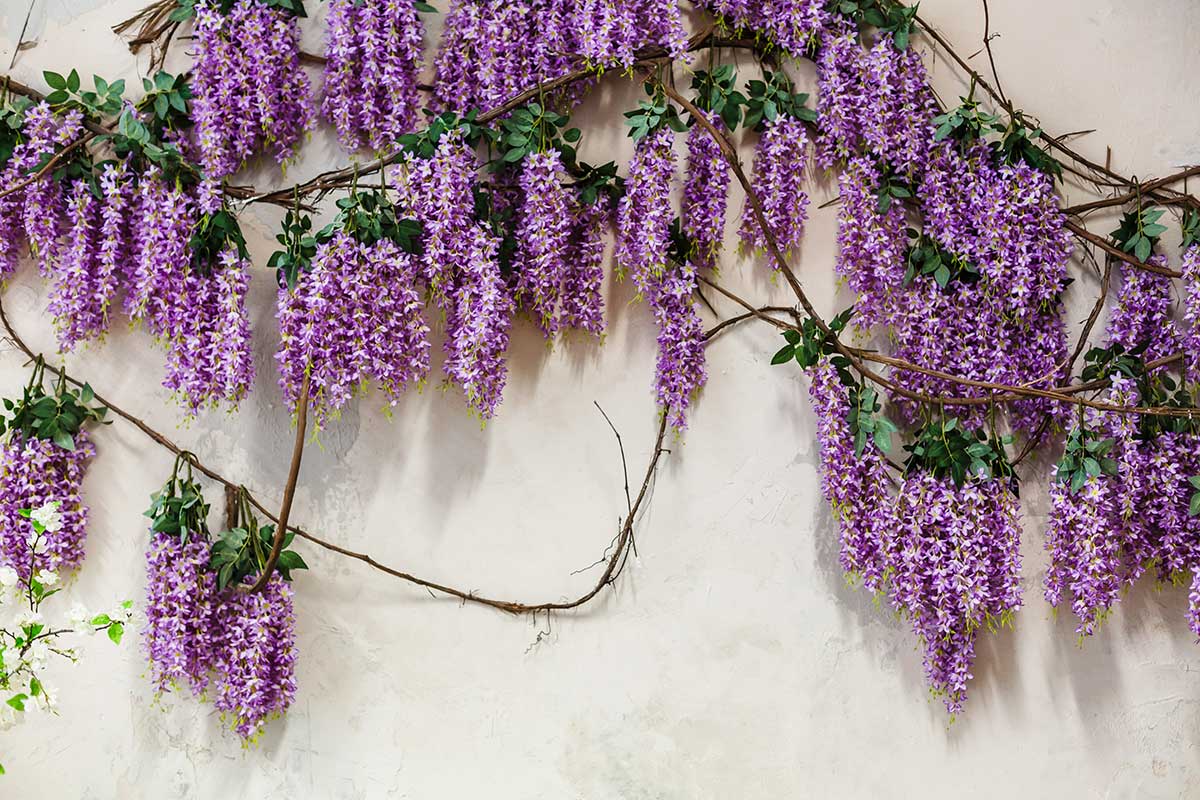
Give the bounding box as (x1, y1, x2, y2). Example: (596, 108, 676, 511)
(0, 362, 105, 580)
(443, 224, 516, 420)
(143, 463, 303, 741)
(682, 111, 730, 269)
(46, 161, 135, 351)
(807, 358, 1021, 713)
(558, 193, 610, 337)
(321, 0, 425, 152)
(699, 0, 827, 57)
(191, 0, 313, 178)
(739, 116, 811, 258)
(275, 217, 430, 427)
(514, 150, 573, 336)
(615, 126, 675, 298)
(1045, 253, 1199, 636)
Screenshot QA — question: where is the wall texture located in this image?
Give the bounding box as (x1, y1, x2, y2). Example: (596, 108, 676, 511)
(2, 1, 1199, 797)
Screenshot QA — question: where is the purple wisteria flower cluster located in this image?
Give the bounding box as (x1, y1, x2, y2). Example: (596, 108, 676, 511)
(558, 193, 610, 337)
(699, 0, 827, 57)
(322, 0, 424, 152)
(890, 471, 1022, 714)
(1046, 264, 1200, 637)
(397, 130, 478, 308)
(615, 127, 676, 298)
(1182, 243, 1200, 381)
(808, 361, 1022, 713)
(276, 231, 430, 427)
(0, 103, 84, 280)
(46, 162, 135, 352)
(740, 115, 812, 259)
(144, 533, 297, 741)
(815, 26, 935, 172)
(443, 224, 516, 420)
(192, 0, 314, 179)
(0, 431, 94, 579)
(682, 112, 730, 270)
(514, 150, 573, 336)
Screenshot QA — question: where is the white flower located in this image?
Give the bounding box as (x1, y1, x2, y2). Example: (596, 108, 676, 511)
(34, 569, 58, 587)
(66, 603, 91, 632)
(30, 502, 63, 533)
(0, 565, 18, 589)
(26, 642, 48, 670)
(0, 706, 21, 731)
(14, 609, 43, 629)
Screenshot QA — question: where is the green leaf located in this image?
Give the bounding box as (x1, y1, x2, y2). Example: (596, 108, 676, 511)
(107, 622, 124, 646)
(44, 71, 66, 91)
(90, 613, 111, 626)
(1190, 491, 1200, 517)
(66, 69, 80, 93)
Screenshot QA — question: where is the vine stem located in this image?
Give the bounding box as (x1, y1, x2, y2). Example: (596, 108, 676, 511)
(245, 369, 309, 594)
(0, 296, 688, 615)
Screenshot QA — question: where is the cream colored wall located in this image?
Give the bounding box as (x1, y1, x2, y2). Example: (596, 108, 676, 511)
(1, 1, 1199, 797)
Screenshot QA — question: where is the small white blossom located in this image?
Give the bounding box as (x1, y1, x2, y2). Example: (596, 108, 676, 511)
(30, 501, 63, 533)
(14, 609, 43, 629)
(0, 565, 18, 589)
(66, 603, 91, 632)
(35, 569, 59, 587)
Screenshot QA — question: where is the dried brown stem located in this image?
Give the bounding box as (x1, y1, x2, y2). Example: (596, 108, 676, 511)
(246, 370, 309, 594)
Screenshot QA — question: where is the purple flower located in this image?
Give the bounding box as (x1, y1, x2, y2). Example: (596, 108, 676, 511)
(559, 194, 610, 336)
(615, 127, 676, 298)
(0, 430, 95, 578)
(321, 0, 424, 152)
(514, 150, 572, 336)
(682, 112, 731, 270)
(443, 224, 515, 419)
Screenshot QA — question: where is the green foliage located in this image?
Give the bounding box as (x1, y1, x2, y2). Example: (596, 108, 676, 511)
(211, 489, 308, 590)
(1110, 205, 1167, 264)
(847, 383, 899, 456)
(832, 0, 919, 50)
(903, 416, 1016, 488)
(0, 358, 108, 452)
(189, 208, 250, 270)
(770, 307, 855, 372)
(268, 208, 323, 290)
(327, 189, 423, 250)
(1055, 424, 1117, 495)
(398, 109, 490, 158)
(690, 65, 748, 131)
(1188, 475, 1200, 517)
(623, 84, 687, 141)
(1080, 342, 1197, 440)
(570, 160, 624, 207)
(493, 101, 580, 169)
(1183, 209, 1200, 251)
(874, 164, 911, 213)
(904, 229, 978, 289)
(995, 116, 1061, 179)
(932, 94, 1003, 147)
(0, 94, 32, 169)
(144, 453, 210, 544)
(42, 69, 124, 117)
(742, 70, 816, 131)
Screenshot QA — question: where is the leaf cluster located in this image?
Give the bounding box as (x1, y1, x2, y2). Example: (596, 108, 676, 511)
(1081, 342, 1198, 440)
(144, 455, 211, 544)
(210, 491, 307, 590)
(493, 101, 582, 169)
(1110, 205, 1167, 263)
(0, 361, 108, 452)
(742, 70, 816, 132)
(1055, 424, 1117, 495)
(623, 85, 687, 141)
(1183, 209, 1200, 251)
(691, 65, 748, 131)
(903, 417, 1016, 488)
(904, 229, 978, 289)
(398, 109, 490, 159)
(0, 94, 32, 169)
(570, 159, 623, 206)
(189, 208, 249, 270)
(874, 164, 911, 213)
(831, 0, 918, 50)
(770, 307, 856, 373)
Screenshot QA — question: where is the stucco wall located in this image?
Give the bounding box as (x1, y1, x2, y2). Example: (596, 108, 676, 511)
(2, 1, 1199, 797)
